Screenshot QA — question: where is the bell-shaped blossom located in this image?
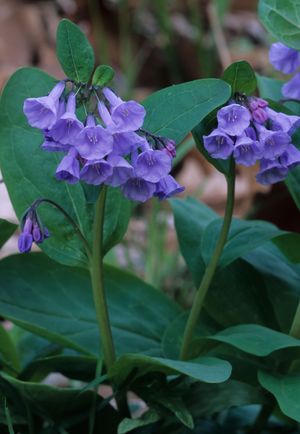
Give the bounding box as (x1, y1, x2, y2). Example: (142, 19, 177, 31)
(280, 144, 300, 169)
(217, 104, 251, 136)
(23, 81, 65, 130)
(203, 129, 234, 159)
(18, 209, 49, 253)
(282, 72, 300, 100)
(105, 155, 134, 187)
(56, 148, 80, 184)
(80, 159, 113, 185)
(155, 175, 184, 200)
(74, 115, 113, 160)
(256, 125, 291, 160)
(121, 177, 156, 202)
(102, 88, 146, 132)
(233, 136, 262, 167)
(256, 159, 288, 185)
(267, 107, 300, 135)
(112, 132, 148, 156)
(49, 93, 83, 145)
(135, 149, 171, 182)
(269, 42, 300, 74)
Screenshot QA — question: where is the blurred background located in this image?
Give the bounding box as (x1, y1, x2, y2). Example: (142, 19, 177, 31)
(0, 0, 299, 303)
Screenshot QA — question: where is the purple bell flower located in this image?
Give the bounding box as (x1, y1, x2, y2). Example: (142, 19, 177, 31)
(135, 149, 172, 182)
(155, 175, 184, 200)
(74, 115, 113, 160)
(18, 216, 33, 253)
(23, 81, 65, 130)
(217, 104, 251, 136)
(282, 72, 300, 100)
(49, 93, 83, 145)
(280, 144, 300, 169)
(121, 177, 156, 202)
(56, 148, 80, 184)
(80, 159, 113, 185)
(105, 155, 134, 186)
(112, 132, 148, 156)
(203, 128, 234, 159)
(163, 139, 177, 158)
(18, 209, 49, 253)
(256, 125, 291, 160)
(256, 159, 288, 185)
(269, 42, 300, 74)
(233, 135, 262, 167)
(266, 107, 300, 135)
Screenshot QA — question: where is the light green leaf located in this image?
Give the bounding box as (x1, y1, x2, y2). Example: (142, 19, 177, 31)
(0, 325, 20, 373)
(258, 370, 300, 422)
(118, 410, 160, 434)
(56, 19, 95, 82)
(207, 324, 300, 357)
(222, 61, 257, 95)
(109, 353, 232, 385)
(0, 253, 181, 357)
(143, 79, 231, 143)
(0, 219, 17, 248)
(92, 65, 115, 87)
(201, 218, 285, 268)
(258, 0, 300, 50)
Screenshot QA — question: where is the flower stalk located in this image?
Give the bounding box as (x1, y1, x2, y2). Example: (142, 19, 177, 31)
(89, 186, 116, 370)
(180, 159, 236, 360)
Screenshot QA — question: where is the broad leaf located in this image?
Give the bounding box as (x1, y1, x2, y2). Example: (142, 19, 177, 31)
(0, 68, 130, 268)
(258, 370, 300, 422)
(56, 19, 95, 82)
(258, 0, 300, 50)
(0, 254, 181, 357)
(143, 79, 231, 144)
(273, 233, 300, 263)
(201, 218, 285, 268)
(92, 65, 115, 86)
(171, 197, 217, 286)
(222, 61, 257, 95)
(109, 353, 232, 385)
(0, 324, 20, 373)
(0, 372, 97, 423)
(0, 219, 17, 248)
(206, 324, 300, 357)
(118, 410, 160, 434)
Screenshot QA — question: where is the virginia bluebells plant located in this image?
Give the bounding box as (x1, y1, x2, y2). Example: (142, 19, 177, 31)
(23, 81, 184, 205)
(203, 95, 300, 185)
(269, 42, 300, 100)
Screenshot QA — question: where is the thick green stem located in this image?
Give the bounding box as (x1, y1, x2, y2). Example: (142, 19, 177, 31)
(180, 161, 235, 360)
(90, 186, 116, 370)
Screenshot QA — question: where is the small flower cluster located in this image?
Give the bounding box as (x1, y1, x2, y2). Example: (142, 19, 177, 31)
(203, 97, 300, 184)
(18, 205, 49, 253)
(23, 81, 184, 202)
(269, 42, 300, 100)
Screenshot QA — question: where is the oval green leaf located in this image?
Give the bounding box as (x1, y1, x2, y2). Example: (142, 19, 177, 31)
(56, 19, 95, 82)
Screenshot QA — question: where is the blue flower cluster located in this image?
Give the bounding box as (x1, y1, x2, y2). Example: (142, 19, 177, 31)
(203, 97, 300, 185)
(23, 81, 184, 203)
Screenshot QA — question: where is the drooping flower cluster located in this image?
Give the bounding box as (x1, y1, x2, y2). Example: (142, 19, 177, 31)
(23, 81, 184, 203)
(269, 42, 300, 100)
(203, 97, 300, 185)
(18, 205, 49, 253)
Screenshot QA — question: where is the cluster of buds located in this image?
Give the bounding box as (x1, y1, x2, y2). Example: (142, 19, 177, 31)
(18, 204, 49, 253)
(203, 95, 300, 184)
(23, 81, 184, 202)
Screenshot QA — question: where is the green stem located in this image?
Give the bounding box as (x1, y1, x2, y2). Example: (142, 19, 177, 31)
(180, 160, 235, 360)
(89, 186, 116, 370)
